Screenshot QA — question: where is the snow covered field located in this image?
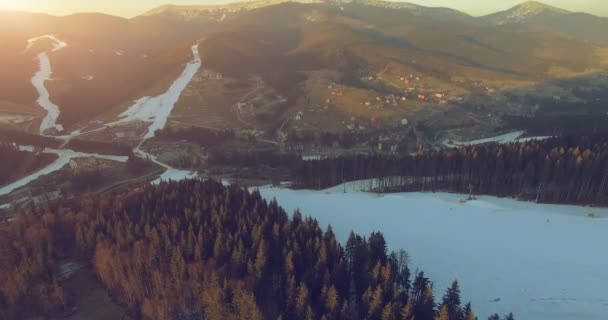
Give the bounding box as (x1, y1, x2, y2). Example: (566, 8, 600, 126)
(27, 35, 67, 134)
(152, 168, 198, 185)
(443, 131, 551, 148)
(256, 186, 608, 320)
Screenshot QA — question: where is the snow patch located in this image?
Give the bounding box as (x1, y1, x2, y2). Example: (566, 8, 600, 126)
(113, 49, 125, 56)
(152, 168, 198, 185)
(82, 75, 94, 81)
(59, 261, 84, 280)
(26, 35, 67, 52)
(256, 187, 608, 320)
(443, 131, 551, 148)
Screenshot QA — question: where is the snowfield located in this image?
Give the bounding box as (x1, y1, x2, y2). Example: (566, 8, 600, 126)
(256, 186, 608, 320)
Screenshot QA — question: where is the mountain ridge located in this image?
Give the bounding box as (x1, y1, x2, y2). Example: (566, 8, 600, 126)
(142, 0, 607, 20)
(483, 1, 608, 43)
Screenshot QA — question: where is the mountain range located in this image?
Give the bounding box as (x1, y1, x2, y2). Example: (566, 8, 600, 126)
(1, 0, 607, 131)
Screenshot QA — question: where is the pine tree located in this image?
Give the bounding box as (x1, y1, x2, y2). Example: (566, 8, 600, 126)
(326, 285, 339, 314)
(400, 300, 413, 320)
(436, 305, 449, 320)
(441, 280, 462, 320)
(463, 303, 476, 320)
(234, 289, 263, 320)
(254, 240, 267, 279)
(296, 283, 310, 316)
(382, 303, 395, 320)
(368, 286, 384, 318)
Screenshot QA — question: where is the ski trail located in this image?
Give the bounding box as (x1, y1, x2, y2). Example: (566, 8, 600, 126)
(1, 43, 203, 198)
(27, 35, 68, 134)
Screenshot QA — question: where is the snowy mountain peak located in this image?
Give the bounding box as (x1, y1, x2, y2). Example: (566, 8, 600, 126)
(489, 1, 569, 24)
(513, 1, 567, 14)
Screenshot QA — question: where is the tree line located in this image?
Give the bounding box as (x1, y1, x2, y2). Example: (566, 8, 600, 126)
(289, 135, 608, 206)
(0, 179, 511, 320)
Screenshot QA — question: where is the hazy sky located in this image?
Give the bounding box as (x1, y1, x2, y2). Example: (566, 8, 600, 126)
(2, 0, 607, 18)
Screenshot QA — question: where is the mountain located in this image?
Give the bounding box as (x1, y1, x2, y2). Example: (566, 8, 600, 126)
(143, 0, 479, 25)
(199, 2, 603, 85)
(0, 10, 204, 130)
(2, 1, 608, 134)
(483, 1, 608, 43)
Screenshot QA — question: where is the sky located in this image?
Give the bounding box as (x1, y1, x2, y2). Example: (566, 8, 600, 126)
(1, 0, 607, 18)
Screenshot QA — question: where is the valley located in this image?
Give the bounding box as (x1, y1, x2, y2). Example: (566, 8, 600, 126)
(2, 0, 608, 215)
(1, 2, 608, 320)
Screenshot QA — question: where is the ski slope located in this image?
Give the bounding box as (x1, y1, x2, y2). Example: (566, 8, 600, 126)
(1, 43, 203, 198)
(257, 186, 608, 320)
(114, 44, 202, 141)
(27, 35, 68, 134)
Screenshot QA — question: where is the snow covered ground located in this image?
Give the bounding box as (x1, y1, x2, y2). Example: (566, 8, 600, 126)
(151, 168, 198, 185)
(256, 186, 608, 320)
(443, 131, 552, 148)
(113, 44, 202, 141)
(27, 35, 67, 134)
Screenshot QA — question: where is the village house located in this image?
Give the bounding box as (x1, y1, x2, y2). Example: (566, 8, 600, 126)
(209, 72, 223, 80)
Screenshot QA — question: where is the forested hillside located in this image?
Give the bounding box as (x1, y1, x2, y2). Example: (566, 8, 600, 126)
(0, 180, 512, 320)
(290, 135, 608, 205)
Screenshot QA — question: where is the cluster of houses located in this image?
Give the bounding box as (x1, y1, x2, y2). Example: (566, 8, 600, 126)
(201, 70, 223, 80)
(237, 101, 255, 118)
(363, 90, 456, 109)
(1, 186, 64, 209)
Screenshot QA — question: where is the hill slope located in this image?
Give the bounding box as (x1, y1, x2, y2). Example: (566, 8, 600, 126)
(0, 10, 204, 130)
(484, 1, 608, 43)
(200, 2, 604, 84)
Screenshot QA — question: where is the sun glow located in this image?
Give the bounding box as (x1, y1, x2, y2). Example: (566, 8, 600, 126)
(0, 0, 19, 10)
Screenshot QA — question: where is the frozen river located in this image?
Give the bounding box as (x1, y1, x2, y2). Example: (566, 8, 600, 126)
(257, 186, 608, 320)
